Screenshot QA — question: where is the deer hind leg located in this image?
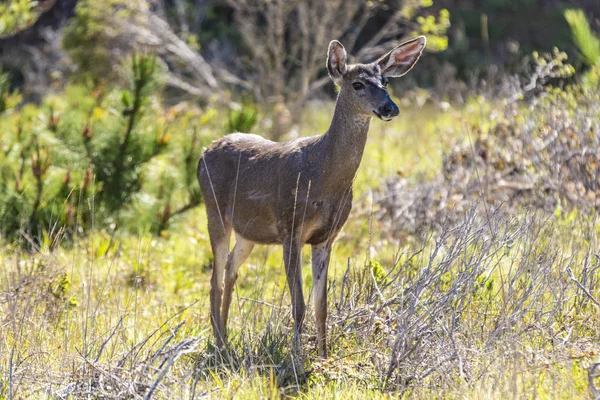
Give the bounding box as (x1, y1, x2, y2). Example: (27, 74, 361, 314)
(311, 241, 332, 359)
(283, 237, 306, 355)
(207, 216, 231, 349)
(221, 233, 255, 335)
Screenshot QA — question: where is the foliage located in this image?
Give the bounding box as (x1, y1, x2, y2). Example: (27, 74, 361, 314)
(564, 9, 600, 67)
(62, 0, 139, 84)
(227, 104, 259, 133)
(414, 8, 451, 52)
(101, 52, 162, 210)
(0, 53, 210, 246)
(369, 260, 388, 286)
(0, 0, 39, 38)
(0, 69, 22, 112)
(1, 186, 598, 398)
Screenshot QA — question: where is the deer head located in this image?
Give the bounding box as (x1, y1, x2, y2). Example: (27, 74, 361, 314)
(327, 36, 426, 121)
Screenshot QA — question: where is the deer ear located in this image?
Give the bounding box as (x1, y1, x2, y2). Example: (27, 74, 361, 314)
(327, 40, 347, 84)
(376, 36, 426, 78)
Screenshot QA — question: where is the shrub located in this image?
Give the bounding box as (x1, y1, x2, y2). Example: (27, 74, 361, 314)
(227, 0, 449, 111)
(564, 9, 600, 68)
(376, 49, 590, 237)
(0, 53, 210, 247)
(62, 0, 140, 85)
(227, 103, 259, 133)
(0, 69, 21, 112)
(0, 0, 39, 37)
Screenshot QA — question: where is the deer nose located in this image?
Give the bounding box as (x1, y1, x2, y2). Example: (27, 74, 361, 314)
(379, 103, 399, 118)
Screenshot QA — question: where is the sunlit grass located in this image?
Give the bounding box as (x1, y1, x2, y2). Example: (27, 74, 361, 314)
(1, 100, 599, 399)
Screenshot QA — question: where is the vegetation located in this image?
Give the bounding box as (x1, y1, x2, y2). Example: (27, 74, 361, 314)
(0, 53, 208, 246)
(0, 0, 39, 38)
(1, 1, 600, 399)
(565, 8, 600, 67)
(226, 0, 450, 108)
(0, 69, 21, 113)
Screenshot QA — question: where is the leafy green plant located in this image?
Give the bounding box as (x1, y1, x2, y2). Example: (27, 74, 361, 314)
(0, 69, 22, 113)
(0, 52, 210, 247)
(100, 52, 162, 210)
(49, 273, 77, 308)
(153, 128, 204, 234)
(0, 0, 39, 37)
(369, 260, 389, 286)
(564, 9, 600, 67)
(62, 0, 139, 84)
(227, 104, 259, 133)
(414, 8, 451, 52)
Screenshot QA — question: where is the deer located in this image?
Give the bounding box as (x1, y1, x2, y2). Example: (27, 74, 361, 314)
(198, 36, 426, 359)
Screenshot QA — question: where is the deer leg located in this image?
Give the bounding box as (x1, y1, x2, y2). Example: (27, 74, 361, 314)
(283, 237, 306, 354)
(311, 241, 332, 359)
(208, 220, 231, 349)
(221, 234, 255, 335)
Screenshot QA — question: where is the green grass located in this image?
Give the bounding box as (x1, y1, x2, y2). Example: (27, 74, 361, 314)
(1, 101, 599, 399)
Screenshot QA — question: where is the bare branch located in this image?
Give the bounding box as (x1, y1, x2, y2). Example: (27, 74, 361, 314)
(567, 264, 600, 308)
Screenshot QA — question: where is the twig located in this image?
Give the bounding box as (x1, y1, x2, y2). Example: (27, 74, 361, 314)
(567, 265, 600, 307)
(144, 338, 200, 400)
(94, 316, 125, 363)
(239, 296, 284, 310)
(589, 362, 600, 400)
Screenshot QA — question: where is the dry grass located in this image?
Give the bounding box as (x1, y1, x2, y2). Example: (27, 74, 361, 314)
(2, 201, 599, 399)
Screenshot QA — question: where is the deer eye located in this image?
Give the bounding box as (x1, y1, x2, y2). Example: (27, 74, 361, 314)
(352, 82, 364, 90)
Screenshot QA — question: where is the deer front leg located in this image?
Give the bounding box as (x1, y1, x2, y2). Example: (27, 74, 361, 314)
(208, 223, 231, 349)
(311, 242, 331, 359)
(283, 236, 306, 355)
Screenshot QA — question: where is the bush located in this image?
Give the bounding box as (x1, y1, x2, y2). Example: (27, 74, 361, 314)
(0, 53, 211, 247)
(62, 0, 140, 85)
(0, 0, 39, 37)
(564, 9, 600, 87)
(227, 103, 259, 133)
(0, 68, 21, 113)
(375, 48, 590, 236)
(564, 9, 600, 68)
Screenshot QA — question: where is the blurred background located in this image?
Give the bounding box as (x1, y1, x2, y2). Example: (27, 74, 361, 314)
(1, 0, 598, 103)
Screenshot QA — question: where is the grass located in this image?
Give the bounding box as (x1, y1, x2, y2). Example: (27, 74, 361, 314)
(1, 99, 600, 399)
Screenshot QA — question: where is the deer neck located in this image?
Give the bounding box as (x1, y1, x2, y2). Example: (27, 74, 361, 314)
(316, 90, 371, 188)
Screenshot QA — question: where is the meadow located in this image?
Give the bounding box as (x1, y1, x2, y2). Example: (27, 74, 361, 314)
(2, 3, 600, 396)
(2, 66, 600, 398)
